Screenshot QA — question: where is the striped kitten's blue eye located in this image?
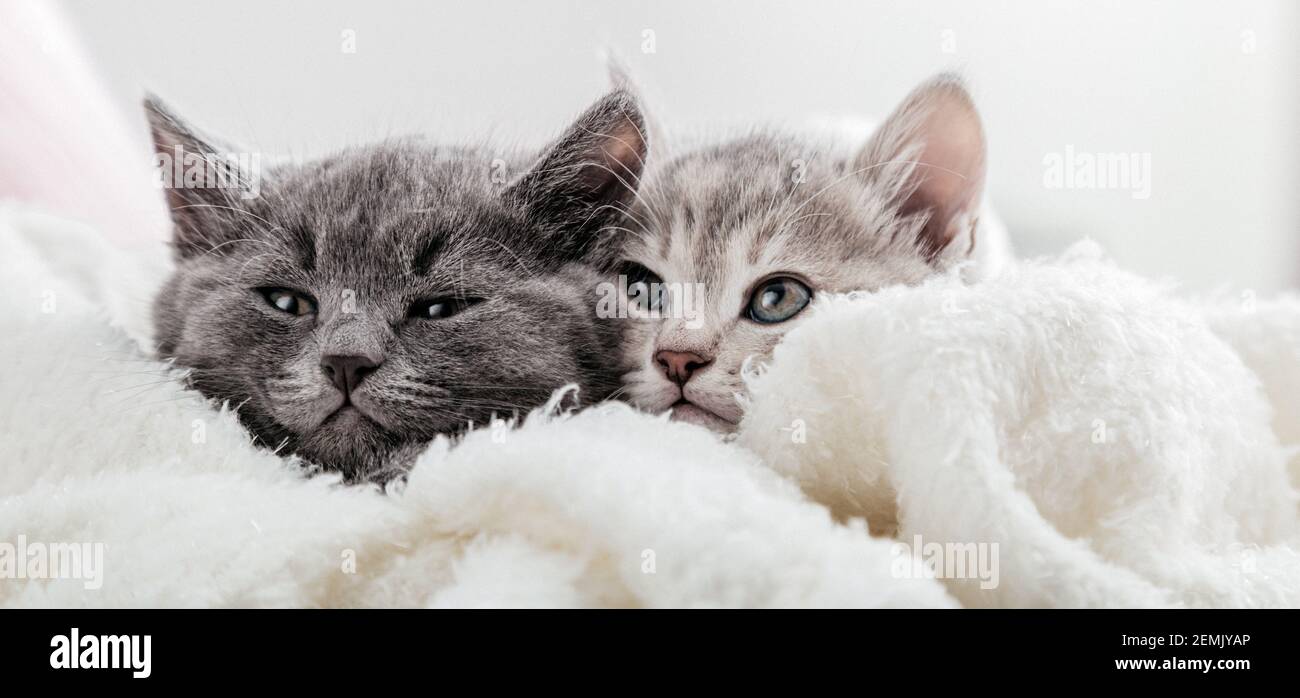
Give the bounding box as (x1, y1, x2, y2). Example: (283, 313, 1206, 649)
(746, 277, 812, 324)
(258, 287, 316, 316)
(409, 297, 479, 320)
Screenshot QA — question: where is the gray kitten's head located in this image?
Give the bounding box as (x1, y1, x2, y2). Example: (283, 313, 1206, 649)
(147, 90, 647, 481)
(617, 75, 985, 431)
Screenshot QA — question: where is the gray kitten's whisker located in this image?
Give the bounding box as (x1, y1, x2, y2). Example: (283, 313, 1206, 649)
(100, 377, 191, 401)
(432, 384, 556, 392)
(596, 224, 648, 250)
(591, 202, 653, 236)
(580, 161, 671, 234)
(168, 203, 275, 229)
(73, 368, 174, 378)
(81, 367, 191, 382)
(483, 238, 536, 278)
(116, 394, 206, 413)
(169, 204, 292, 245)
(187, 236, 277, 261)
(228, 252, 292, 284)
(80, 355, 171, 365)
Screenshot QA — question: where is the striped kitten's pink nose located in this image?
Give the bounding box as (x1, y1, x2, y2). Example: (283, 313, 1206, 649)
(655, 350, 711, 386)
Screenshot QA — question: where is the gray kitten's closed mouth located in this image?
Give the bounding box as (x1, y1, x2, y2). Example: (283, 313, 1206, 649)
(326, 404, 373, 425)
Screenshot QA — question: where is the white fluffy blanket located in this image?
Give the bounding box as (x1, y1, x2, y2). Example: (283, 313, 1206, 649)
(2, 206, 1297, 607)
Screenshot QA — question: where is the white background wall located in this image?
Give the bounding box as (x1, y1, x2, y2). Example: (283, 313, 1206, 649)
(61, 0, 1299, 291)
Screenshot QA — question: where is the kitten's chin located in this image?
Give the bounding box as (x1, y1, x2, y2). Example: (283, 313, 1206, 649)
(670, 401, 737, 433)
(293, 406, 410, 482)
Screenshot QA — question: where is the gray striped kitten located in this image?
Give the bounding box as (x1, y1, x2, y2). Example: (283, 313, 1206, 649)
(617, 75, 989, 431)
(147, 90, 646, 482)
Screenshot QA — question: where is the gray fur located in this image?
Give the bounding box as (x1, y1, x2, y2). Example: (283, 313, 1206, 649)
(147, 90, 647, 482)
(617, 75, 986, 431)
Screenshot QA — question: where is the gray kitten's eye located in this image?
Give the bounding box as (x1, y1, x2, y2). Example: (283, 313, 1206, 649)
(627, 280, 667, 311)
(746, 277, 812, 324)
(258, 287, 316, 316)
(409, 297, 478, 320)
(620, 261, 665, 311)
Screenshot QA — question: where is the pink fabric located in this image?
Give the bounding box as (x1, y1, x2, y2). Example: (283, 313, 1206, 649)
(0, 0, 168, 245)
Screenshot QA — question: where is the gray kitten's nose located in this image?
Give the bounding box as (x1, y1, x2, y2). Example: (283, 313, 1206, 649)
(321, 354, 381, 396)
(655, 350, 711, 386)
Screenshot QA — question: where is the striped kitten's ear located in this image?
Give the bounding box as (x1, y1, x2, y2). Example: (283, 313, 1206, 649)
(144, 96, 255, 259)
(604, 51, 669, 162)
(855, 74, 986, 262)
(505, 89, 648, 260)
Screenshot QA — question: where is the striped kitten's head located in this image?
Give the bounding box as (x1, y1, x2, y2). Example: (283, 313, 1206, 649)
(617, 75, 986, 431)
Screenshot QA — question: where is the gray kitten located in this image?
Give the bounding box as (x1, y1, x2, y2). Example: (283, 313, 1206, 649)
(617, 75, 987, 431)
(147, 90, 647, 482)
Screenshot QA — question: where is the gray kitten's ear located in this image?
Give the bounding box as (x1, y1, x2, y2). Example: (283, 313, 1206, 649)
(144, 95, 252, 259)
(505, 89, 648, 259)
(855, 74, 986, 262)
